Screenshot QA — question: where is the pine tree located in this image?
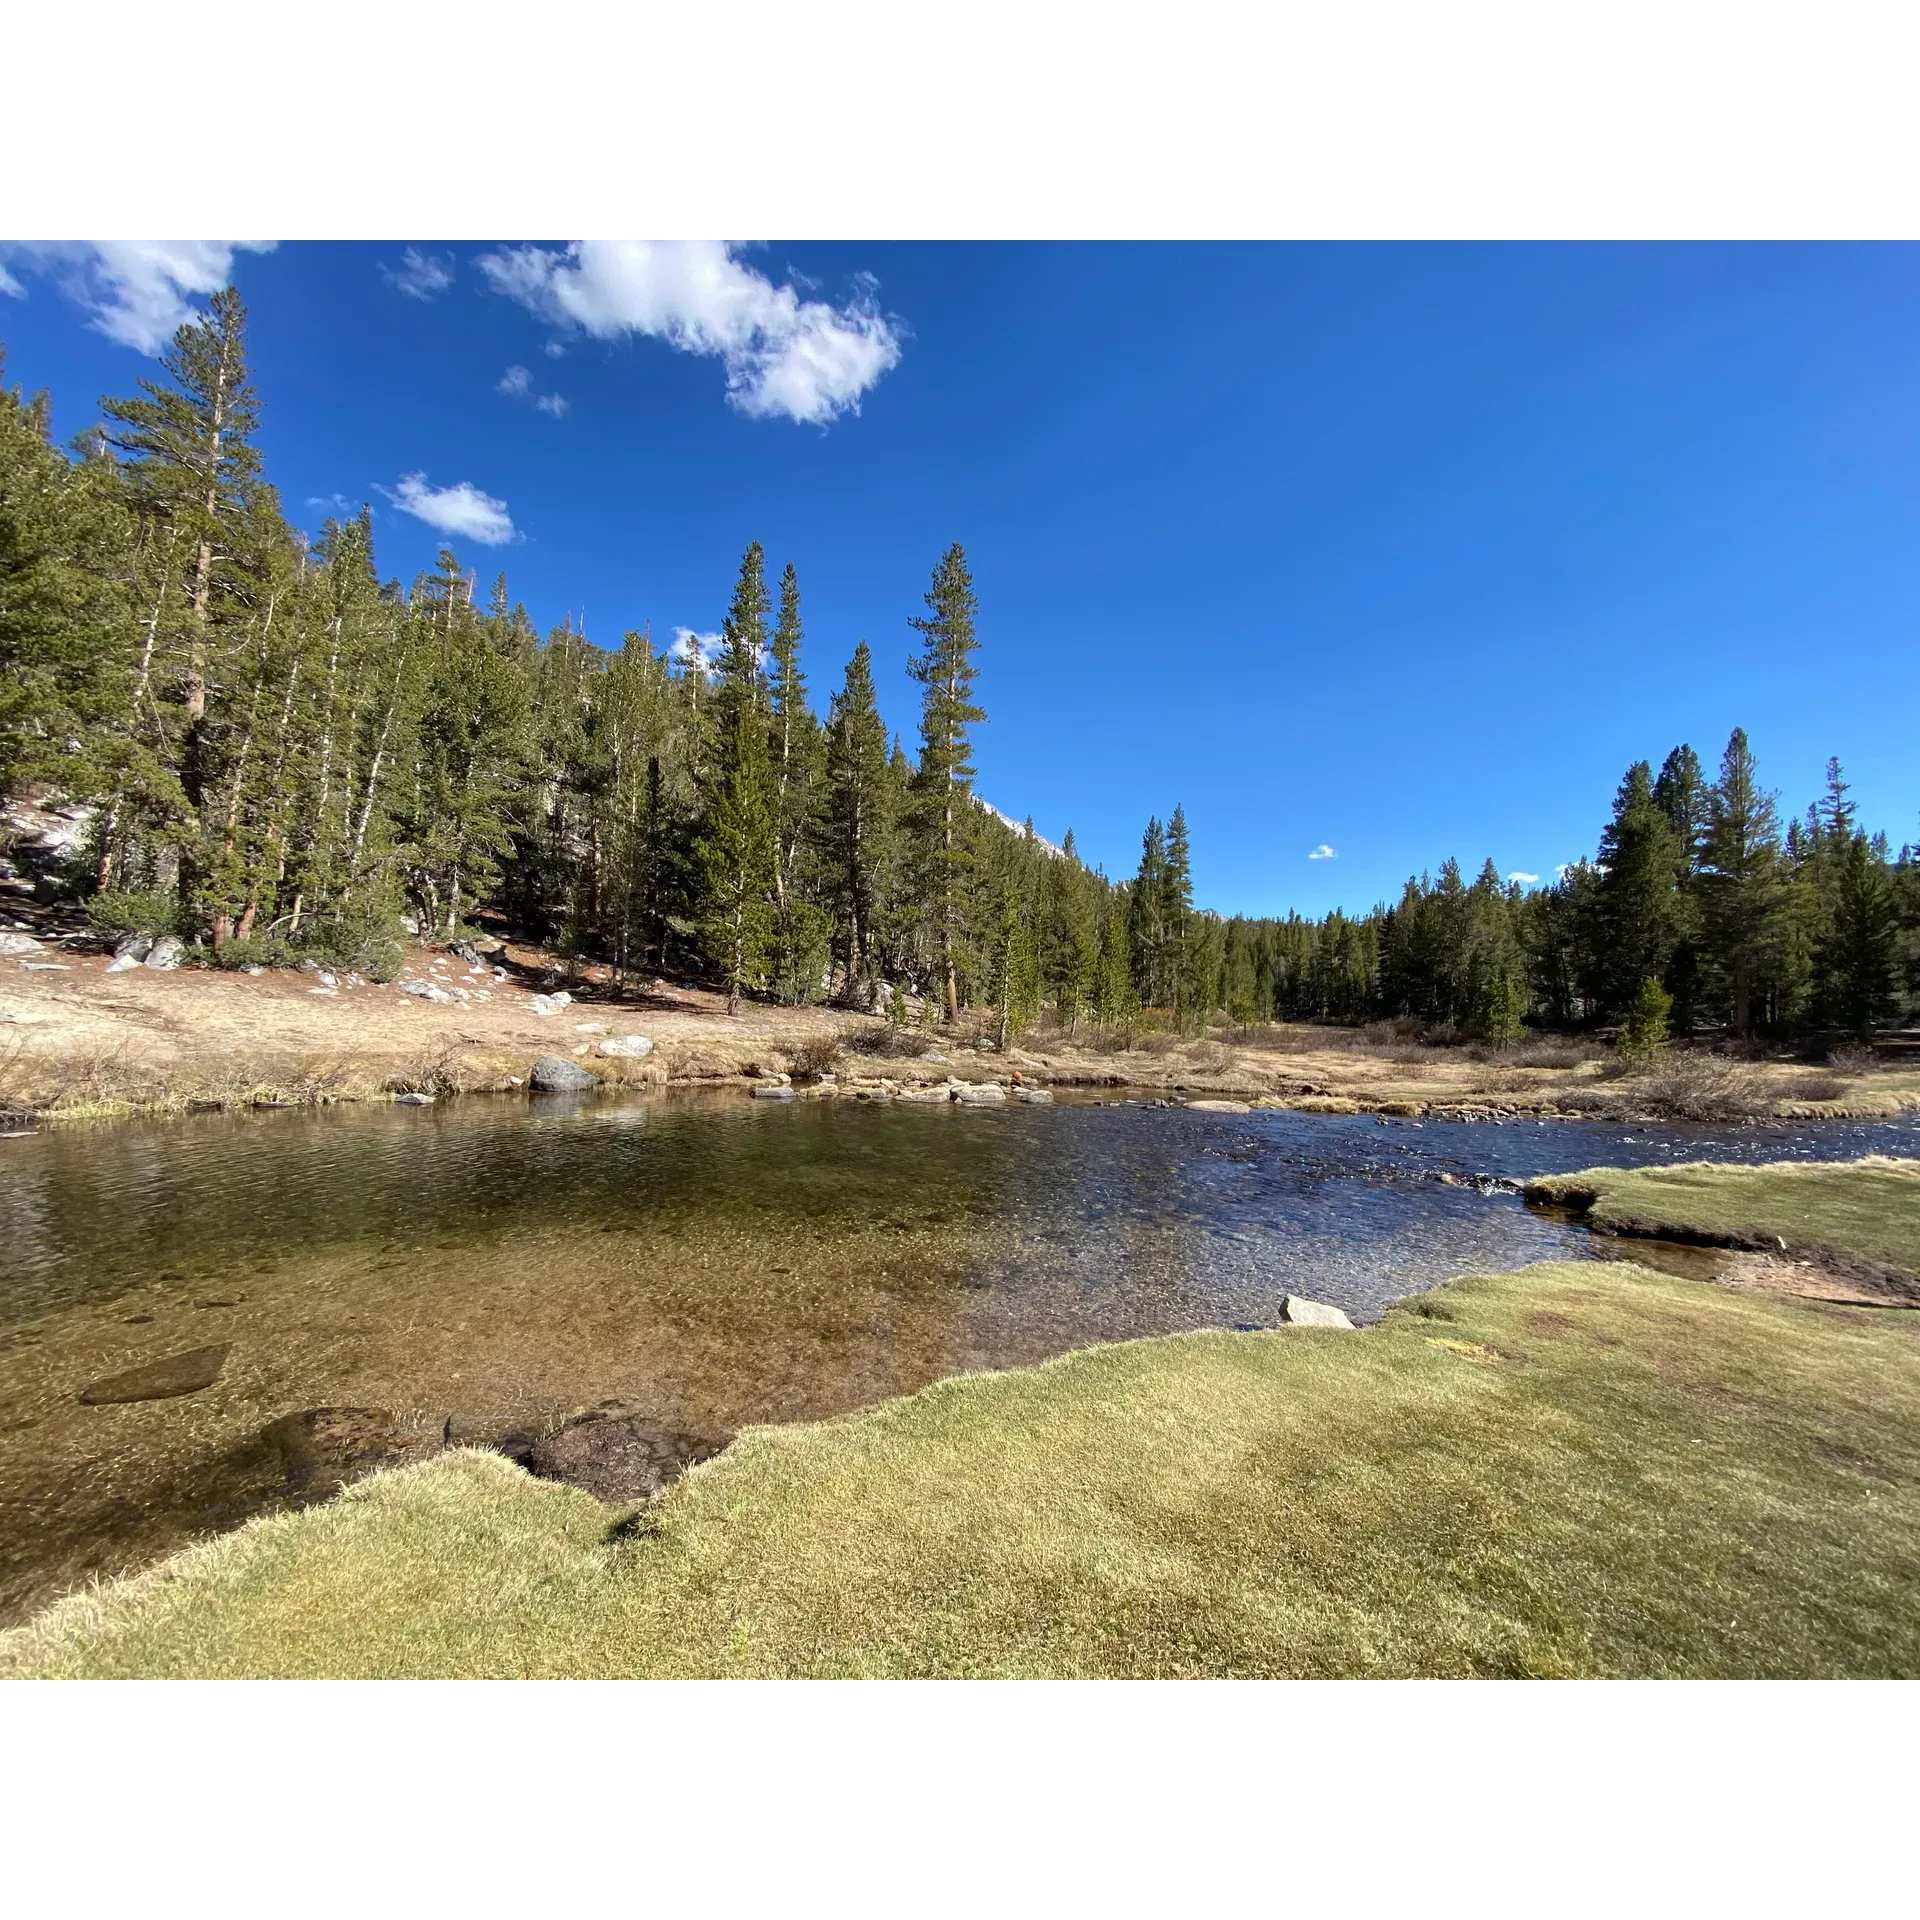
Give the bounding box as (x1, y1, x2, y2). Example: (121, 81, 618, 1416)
(1097, 899, 1137, 1030)
(695, 544, 782, 1011)
(1129, 817, 1168, 1007)
(1698, 728, 1786, 1037)
(1593, 760, 1683, 1017)
(1820, 831, 1901, 1041)
(1162, 803, 1196, 1026)
(1053, 857, 1100, 1032)
(906, 543, 984, 1021)
(100, 287, 264, 783)
(820, 640, 892, 997)
(0, 364, 133, 801)
(1619, 976, 1673, 1060)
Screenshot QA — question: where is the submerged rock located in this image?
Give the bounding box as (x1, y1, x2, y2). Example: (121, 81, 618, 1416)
(1279, 1295, 1355, 1330)
(529, 1410, 730, 1503)
(751, 1083, 796, 1099)
(393, 1091, 435, 1106)
(80, 1343, 231, 1404)
(530, 1054, 598, 1092)
(1014, 1086, 1055, 1103)
(254, 1406, 434, 1494)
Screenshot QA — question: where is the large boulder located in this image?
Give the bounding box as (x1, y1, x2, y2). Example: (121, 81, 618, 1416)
(599, 1034, 654, 1058)
(1279, 1295, 1355, 1329)
(951, 1082, 1008, 1105)
(400, 977, 453, 1003)
(142, 935, 185, 970)
(530, 1054, 599, 1092)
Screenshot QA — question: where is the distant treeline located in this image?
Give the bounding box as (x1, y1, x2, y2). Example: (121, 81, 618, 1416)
(1202, 732, 1917, 1043)
(3, 288, 1916, 1043)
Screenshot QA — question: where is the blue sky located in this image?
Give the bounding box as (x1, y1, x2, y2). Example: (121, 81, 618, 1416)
(4, 240, 1918, 916)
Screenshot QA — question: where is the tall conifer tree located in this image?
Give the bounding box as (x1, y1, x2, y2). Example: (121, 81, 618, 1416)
(907, 543, 984, 1021)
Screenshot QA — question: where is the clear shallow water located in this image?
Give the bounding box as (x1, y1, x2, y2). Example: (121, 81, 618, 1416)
(3, 1091, 1915, 1621)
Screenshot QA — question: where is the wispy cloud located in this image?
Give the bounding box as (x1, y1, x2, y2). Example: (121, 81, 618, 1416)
(477, 240, 903, 425)
(497, 364, 569, 418)
(1308, 844, 1337, 860)
(307, 493, 361, 516)
(382, 473, 515, 545)
(383, 246, 454, 300)
(0, 241, 276, 352)
(543, 340, 565, 359)
(1507, 871, 1540, 884)
(671, 628, 724, 676)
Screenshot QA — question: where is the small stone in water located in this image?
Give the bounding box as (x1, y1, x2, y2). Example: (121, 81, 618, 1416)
(80, 1344, 231, 1404)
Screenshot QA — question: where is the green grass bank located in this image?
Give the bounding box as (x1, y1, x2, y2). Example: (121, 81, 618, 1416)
(1526, 1155, 1920, 1283)
(6, 1247, 1916, 1679)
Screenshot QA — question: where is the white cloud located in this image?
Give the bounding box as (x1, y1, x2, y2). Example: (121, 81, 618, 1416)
(543, 340, 566, 358)
(0, 260, 23, 299)
(497, 364, 569, 418)
(307, 493, 360, 516)
(477, 240, 902, 425)
(383, 247, 453, 300)
(1308, 844, 1337, 860)
(382, 473, 515, 546)
(1507, 871, 1540, 884)
(0, 241, 276, 352)
(671, 628, 724, 676)
(1554, 863, 1574, 879)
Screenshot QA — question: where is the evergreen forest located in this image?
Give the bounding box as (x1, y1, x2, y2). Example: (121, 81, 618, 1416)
(4, 290, 1917, 1047)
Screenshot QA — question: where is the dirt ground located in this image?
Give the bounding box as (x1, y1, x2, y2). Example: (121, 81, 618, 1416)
(3, 913, 1918, 1124)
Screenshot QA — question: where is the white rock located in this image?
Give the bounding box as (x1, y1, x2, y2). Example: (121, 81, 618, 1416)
(143, 935, 185, 970)
(105, 953, 142, 972)
(400, 977, 453, 1003)
(751, 1083, 796, 1100)
(951, 1083, 1008, 1105)
(574, 1021, 609, 1034)
(1014, 1086, 1054, 1103)
(0, 932, 41, 956)
(599, 1035, 654, 1058)
(1280, 1295, 1355, 1329)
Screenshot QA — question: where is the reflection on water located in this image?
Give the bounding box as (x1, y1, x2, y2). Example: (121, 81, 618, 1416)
(2, 1090, 1914, 1621)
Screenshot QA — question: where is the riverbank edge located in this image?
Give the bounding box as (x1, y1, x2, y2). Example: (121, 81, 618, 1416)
(9, 1058, 1918, 1132)
(7, 1234, 1918, 1679)
(1525, 1157, 1920, 1296)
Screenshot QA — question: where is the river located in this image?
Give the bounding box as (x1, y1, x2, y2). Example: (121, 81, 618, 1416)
(2, 1090, 1914, 1622)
